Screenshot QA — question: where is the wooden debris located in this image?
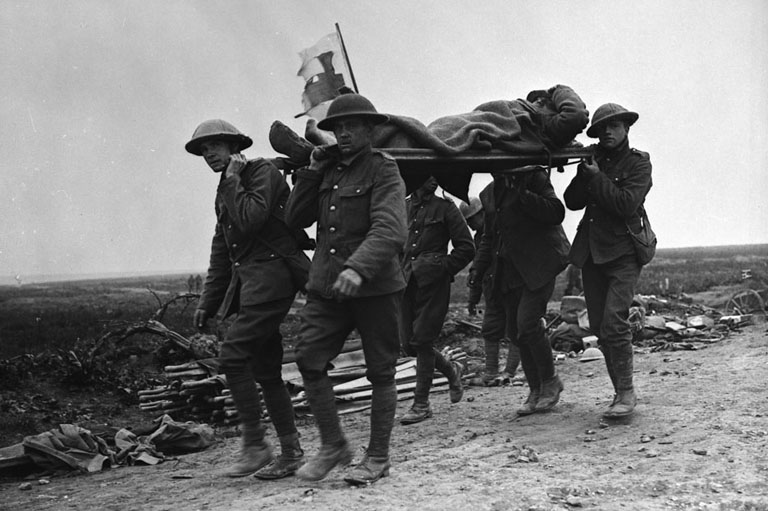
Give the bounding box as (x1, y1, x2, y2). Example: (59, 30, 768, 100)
(137, 340, 469, 425)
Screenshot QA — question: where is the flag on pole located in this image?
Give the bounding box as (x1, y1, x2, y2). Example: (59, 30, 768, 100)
(296, 32, 353, 119)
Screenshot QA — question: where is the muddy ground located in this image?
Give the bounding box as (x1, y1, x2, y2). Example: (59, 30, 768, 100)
(2, 310, 767, 511)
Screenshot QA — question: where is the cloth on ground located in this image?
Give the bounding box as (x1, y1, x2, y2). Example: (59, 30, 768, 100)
(22, 415, 215, 473)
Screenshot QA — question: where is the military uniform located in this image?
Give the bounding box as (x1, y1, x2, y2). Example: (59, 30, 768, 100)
(192, 135, 305, 478)
(564, 138, 652, 412)
(400, 189, 474, 419)
(473, 168, 570, 413)
(286, 146, 407, 467)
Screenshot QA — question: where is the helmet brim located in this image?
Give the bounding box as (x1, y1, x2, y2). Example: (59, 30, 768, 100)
(586, 112, 639, 138)
(316, 112, 390, 131)
(185, 134, 253, 156)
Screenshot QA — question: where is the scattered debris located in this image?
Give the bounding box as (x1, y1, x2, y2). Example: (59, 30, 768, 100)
(507, 445, 539, 463)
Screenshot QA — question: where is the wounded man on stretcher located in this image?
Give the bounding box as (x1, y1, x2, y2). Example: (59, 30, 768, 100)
(270, 84, 591, 200)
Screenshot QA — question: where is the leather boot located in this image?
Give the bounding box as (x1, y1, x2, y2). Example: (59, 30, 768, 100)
(223, 370, 274, 478)
(268, 120, 314, 165)
(516, 388, 540, 415)
(224, 440, 273, 478)
(516, 343, 541, 415)
(402, 351, 435, 424)
(295, 441, 353, 481)
(400, 403, 433, 424)
(305, 118, 338, 145)
(604, 388, 637, 418)
(254, 433, 305, 480)
(535, 373, 564, 412)
(434, 349, 464, 403)
(523, 322, 562, 412)
(603, 343, 637, 419)
(295, 373, 351, 481)
(344, 455, 391, 486)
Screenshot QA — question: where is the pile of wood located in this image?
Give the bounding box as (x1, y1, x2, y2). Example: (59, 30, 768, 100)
(137, 341, 468, 425)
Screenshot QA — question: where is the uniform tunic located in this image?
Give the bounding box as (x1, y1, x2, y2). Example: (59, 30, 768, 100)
(401, 192, 474, 352)
(286, 148, 407, 383)
(564, 139, 653, 345)
(197, 158, 300, 376)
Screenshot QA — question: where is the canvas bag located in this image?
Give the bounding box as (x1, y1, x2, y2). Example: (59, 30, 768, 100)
(627, 210, 657, 265)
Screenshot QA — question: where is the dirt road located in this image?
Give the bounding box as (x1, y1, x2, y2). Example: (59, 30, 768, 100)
(3, 322, 767, 511)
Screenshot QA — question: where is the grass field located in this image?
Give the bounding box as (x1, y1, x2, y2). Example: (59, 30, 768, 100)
(1, 244, 766, 361)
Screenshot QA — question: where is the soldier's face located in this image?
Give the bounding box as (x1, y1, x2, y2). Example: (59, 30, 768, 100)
(332, 118, 373, 156)
(200, 140, 234, 173)
(597, 121, 628, 150)
(420, 176, 438, 195)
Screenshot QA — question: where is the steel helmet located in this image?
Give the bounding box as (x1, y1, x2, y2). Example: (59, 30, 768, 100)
(316, 93, 389, 131)
(586, 103, 639, 138)
(459, 197, 482, 219)
(185, 119, 253, 156)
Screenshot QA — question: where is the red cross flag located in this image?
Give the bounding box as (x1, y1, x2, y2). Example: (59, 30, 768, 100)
(295, 30, 355, 119)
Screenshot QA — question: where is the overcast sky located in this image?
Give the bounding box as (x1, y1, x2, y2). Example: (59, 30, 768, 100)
(2, 0, 767, 282)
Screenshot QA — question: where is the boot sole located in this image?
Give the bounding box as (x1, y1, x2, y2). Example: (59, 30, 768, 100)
(400, 410, 433, 425)
(344, 467, 390, 486)
(224, 458, 272, 478)
(295, 450, 353, 481)
(253, 459, 305, 480)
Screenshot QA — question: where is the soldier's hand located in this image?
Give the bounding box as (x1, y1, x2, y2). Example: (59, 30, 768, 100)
(468, 301, 478, 316)
(193, 309, 210, 332)
(308, 145, 336, 171)
(332, 268, 363, 299)
(578, 157, 599, 178)
(225, 154, 248, 178)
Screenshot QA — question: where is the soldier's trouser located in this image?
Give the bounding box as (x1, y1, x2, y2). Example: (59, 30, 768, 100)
(499, 280, 556, 390)
(481, 294, 520, 375)
(581, 254, 642, 391)
(220, 297, 297, 442)
(400, 277, 454, 405)
(297, 292, 402, 457)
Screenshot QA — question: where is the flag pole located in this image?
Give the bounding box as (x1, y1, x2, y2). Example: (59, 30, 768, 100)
(335, 23, 359, 93)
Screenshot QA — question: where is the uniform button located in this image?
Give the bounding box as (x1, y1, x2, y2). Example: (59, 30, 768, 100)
(589, 219, 594, 222)
(228, 224, 233, 229)
(414, 230, 419, 234)
(333, 184, 339, 190)
(330, 248, 336, 254)
(411, 256, 416, 260)
(329, 226, 336, 232)
(270, 253, 276, 257)
(232, 243, 238, 248)
(355, 188, 361, 193)
(330, 205, 336, 211)
(412, 243, 417, 247)
(234, 262, 240, 267)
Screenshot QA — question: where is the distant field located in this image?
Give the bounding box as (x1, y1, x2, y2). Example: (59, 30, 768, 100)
(1, 244, 766, 359)
(636, 243, 768, 294)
